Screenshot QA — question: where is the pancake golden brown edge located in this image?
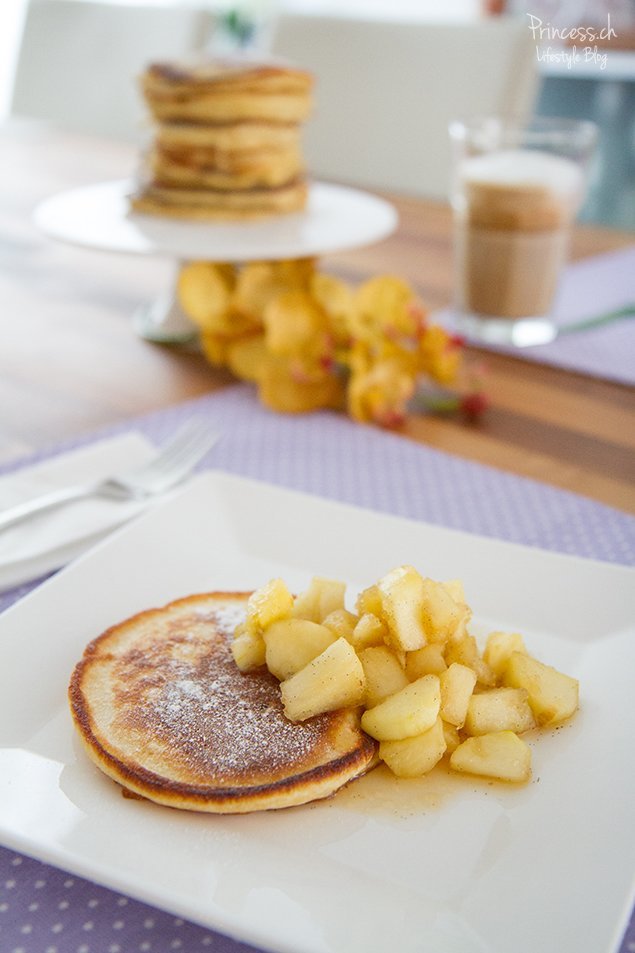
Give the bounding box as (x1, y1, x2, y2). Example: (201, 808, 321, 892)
(141, 61, 313, 124)
(157, 120, 302, 153)
(68, 592, 378, 813)
(129, 179, 308, 220)
(149, 143, 304, 189)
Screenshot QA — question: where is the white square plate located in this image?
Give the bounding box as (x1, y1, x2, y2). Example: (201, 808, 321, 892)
(1, 472, 633, 953)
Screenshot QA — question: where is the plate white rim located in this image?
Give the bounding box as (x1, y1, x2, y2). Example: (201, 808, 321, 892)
(32, 178, 398, 261)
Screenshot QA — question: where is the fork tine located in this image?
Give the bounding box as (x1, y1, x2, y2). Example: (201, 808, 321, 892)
(145, 427, 218, 480)
(126, 421, 220, 491)
(128, 421, 215, 481)
(150, 432, 220, 489)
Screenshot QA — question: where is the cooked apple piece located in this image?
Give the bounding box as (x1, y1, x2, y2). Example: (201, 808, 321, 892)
(405, 643, 447, 680)
(464, 687, 536, 736)
(245, 578, 294, 636)
(292, 577, 347, 623)
(450, 730, 531, 782)
(280, 637, 365, 722)
(263, 618, 336, 681)
(442, 578, 466, 604)
(503, 652, 579, 726)
(445, 634, 476, 667)
(231, 623, 266, 672)
(439, 662, 477, 727)
(441, 720, 461, 754)
(421, 577, 471, 643)
(322, 608, 359, 642)
(392, 646, 407, 668)
(379, 717, 447, 778)
(445, 635, 496, 687)
(377, 565, 427, 651)
(358, 645, 409, 707)
(361, 674, 440, 741)
(355, 583, 384, 619)
(351, 612, 387, 651)
(483, 631, 527, 681)
(442, 579, 472, 638)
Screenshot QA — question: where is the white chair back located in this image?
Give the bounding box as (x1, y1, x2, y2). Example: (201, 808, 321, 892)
(10, 0, 214, 142)
(271, 14, 539, 199)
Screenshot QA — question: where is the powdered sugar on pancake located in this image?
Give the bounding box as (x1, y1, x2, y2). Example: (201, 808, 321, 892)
(112, 602, 335, 784)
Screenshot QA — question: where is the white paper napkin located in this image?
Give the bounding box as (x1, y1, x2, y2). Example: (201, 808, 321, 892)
(0, 433, 159, 592)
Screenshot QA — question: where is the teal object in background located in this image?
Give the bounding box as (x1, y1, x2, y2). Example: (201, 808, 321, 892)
(536, 70, 635, 230)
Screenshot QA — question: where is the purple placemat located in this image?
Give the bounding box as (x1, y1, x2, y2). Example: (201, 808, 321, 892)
(436, 245, 635, 386)
(1, 384, 634, 953)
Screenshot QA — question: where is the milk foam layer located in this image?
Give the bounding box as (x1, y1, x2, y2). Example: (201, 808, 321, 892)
(462, 149, 583, 198)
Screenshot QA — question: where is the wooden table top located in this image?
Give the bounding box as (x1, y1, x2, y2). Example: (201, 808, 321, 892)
(2, 121, 634, 515)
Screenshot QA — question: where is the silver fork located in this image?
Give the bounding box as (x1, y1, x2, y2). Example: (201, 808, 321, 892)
(0, 419, 220, 533)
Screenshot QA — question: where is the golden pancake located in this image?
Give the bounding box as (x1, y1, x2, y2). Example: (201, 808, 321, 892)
(157, 120, 302, 153)
(144, 60, 313, 96)
(69, 592, 377, 813)
(147, 92, 312, 125)
(150, 144, 304, 189)
(154, 142, 301, 174)
(141, 60, 313, 124)
(129, 178, 308, 220)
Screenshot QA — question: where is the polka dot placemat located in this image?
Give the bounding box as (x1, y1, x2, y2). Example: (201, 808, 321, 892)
(0, 851, 259, 953)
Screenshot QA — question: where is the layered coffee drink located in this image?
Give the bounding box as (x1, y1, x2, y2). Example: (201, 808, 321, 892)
(455, 149, 584, 321)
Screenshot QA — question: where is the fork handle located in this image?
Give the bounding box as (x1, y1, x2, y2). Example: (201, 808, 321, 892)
(0, 483, 94, 532)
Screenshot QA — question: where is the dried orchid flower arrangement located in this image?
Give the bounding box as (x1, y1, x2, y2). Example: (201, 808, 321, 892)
(178, 258, 487, 427)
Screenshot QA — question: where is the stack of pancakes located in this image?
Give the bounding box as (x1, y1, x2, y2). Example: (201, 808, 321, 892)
(130, 60, 313, 220)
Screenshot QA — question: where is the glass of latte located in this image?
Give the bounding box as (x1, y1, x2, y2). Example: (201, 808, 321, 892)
(449, 117, 597, 347)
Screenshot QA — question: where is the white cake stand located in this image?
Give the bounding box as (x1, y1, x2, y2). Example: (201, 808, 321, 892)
(34, 179, 398, 342)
